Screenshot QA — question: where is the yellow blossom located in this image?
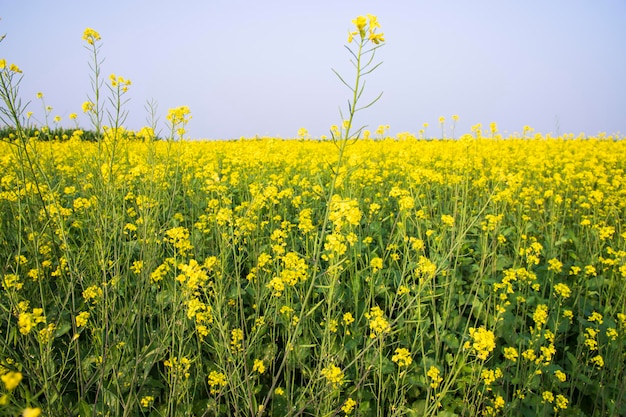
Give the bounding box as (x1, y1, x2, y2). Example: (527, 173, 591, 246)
(590, 354, 604, 368)
(555, 394, 568, 410)
(503, 346, 518, 362)
(553, 283, 571, 299)
(366, 305, 391, 337)
(83, 28, 101, 44)
(321, 364, 344, 388)
(427, 365, 443, 389)
(542, 391, 554, 403)
(253, 359, 266, 374)
(554, 370, 567, 382)
(22, 408, 41, 417)
(391, 348, 412, 367)
(587, 311, 603, 324)
(140, 396, 154, 408)
(208, 371, 227, 394)
(547, 258, 563, 273)
(532, 304, 549, 329)
(342, 397, 357, 414)
(465, 327, 496, 360)
(1, 371, 22, 390)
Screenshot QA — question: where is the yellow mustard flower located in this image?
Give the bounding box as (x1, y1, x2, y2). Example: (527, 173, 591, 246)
(391, 348, 413, 367)
(366, 305, 391, 338)
(321, 364, 344, 388)
(554, 370, 567, 382)
(464, 327, 496, 360)
(1, 371, 22, 390)
(427, 365, 443, 389)
(140, 396, 154, 408)
(503, 346, 519, 362)
(253, 359, 266, 374)
(208, 371, 227, 394)
(82, 28, 101, 44)
(342, 397, 357, 414)
(22, 408, 42, 417)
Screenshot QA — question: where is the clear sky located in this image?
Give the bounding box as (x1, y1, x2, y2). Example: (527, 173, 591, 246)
(1, 0, 625, 139)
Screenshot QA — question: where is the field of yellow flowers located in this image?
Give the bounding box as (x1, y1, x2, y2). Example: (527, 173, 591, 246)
(2, 15, 626, 417)
(1, 133, 625, 416)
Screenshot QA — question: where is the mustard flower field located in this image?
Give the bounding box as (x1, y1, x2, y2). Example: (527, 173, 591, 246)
(1, 134, 625, 416)
(1, 16, 626, 417)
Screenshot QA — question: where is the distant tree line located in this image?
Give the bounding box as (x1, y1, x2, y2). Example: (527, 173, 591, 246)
(0, 126, 162, 142)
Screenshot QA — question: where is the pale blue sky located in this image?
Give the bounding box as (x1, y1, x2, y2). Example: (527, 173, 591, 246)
(1, 0, 625, 139)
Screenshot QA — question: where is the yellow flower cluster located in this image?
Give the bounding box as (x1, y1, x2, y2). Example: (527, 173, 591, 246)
(253, 359, 266, 374)
(348, 14, 385, 45)
(0, 59, 23, 73)
(427, 365, 443, 389)
(164, 356, 191, 379)
(109, 73, 131, 92)
(464, 327, 496, 360)
(207, 371, 227, 394)
(18, 307, 46, 335)
(391, 348, 413, 367)
(1, 371, 22, 390)
(341, 397, 357, 414)
(365, 305, 391, 338)
(321, 364, 344, 388)
(82, 28, 101, 45)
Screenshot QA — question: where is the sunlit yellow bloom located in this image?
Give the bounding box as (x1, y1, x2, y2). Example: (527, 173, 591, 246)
(352, 16, 367, 36)
(554, 370, 567, 382)
(321, 364, 344, 387)
(253, 359, 266, 374)
(370, 257, 383, 272)
(83, 28, 101, 44)
(368, 32, 385, 45)
(542, 391, 554, 403)
(208, 371, 227, 394)
(553, 283, 571, 298)
(441, 214, 455, 227)
(140, 396, 154, 408)
(82, 101, 94, 113)
(75, 311, 90, 327)
(555, 395, 568, 410)
(342, 397, 357, 414)
(606, 327, 618, 341)
(230, 328, 244, 353)
(427, 365, 443, 389)
(366, 305, 391, 337)
(83, 285, 103, 303)
(397, 285, 410, 295)
(588, 311, 603, 324)
(22, 408, 41, 417)
(590, 354, 604, 368)
(503, 346, 518, 362)
(532, 304, 549, 329)
(18, 308, 46, 334)
(391, 348, 412, 367)
(547, 258, 563, 273)
(481, 368, 503, 388)
(1, 371, 22, 390)
(464, 327, 496, 360)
